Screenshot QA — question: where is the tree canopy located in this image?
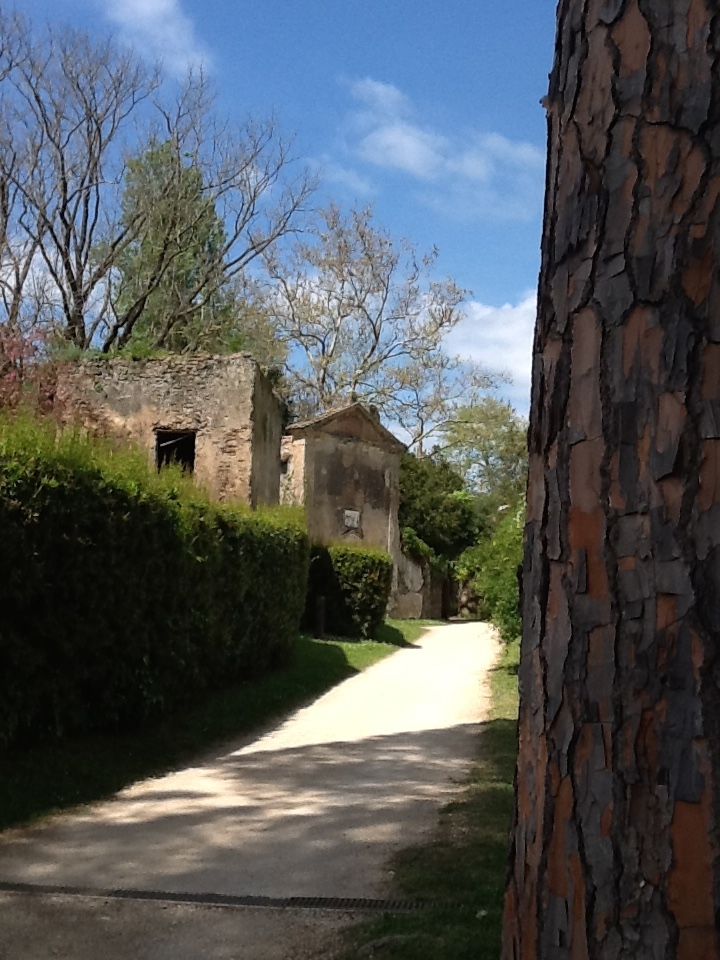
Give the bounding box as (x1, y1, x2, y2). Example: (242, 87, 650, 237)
(110, 140, 228, 353)
(265, 204, 495, 450)
(398, 453, 484, 560)
(440, 395, 528, 508)
(0, 12, 314, 353)
(0, 8, 512, 463)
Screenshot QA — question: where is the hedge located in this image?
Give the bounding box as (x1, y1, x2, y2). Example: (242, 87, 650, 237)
(305, 543, 393, 639)
(455, 505, 523, 643)
(0, 415, 309, 748)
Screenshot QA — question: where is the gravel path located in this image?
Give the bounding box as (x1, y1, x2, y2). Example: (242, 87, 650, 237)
(0, 621, 499, 960)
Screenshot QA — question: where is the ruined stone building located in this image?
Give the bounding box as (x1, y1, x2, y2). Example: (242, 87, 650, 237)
(280, 403, 405, 562)
(56, 357, 437, 616)
(279, 404, 442, 618)
(56, 354, 283, 506)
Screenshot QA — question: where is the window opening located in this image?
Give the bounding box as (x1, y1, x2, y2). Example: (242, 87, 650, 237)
(155, 430, 196, 473)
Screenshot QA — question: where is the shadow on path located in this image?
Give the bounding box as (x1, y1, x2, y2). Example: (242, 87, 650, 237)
(0, 723, 486, 900)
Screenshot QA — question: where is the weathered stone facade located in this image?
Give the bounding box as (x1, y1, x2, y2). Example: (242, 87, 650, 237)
(280, 404, 404, 566)
(56, 354, 283, 506)
(58, 367, 422, 613)
(388, 553, 446, 620)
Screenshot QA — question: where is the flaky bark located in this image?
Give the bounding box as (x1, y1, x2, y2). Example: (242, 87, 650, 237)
(503, 2, 720, 958)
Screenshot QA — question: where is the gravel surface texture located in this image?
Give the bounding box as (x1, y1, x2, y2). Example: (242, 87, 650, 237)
(0, 621, 499, 960)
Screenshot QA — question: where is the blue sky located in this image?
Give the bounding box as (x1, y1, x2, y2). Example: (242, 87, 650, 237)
(27, 0, 558, 412)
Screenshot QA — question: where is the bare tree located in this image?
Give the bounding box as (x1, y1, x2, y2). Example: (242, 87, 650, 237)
(385, 351, 496, 455)
(0, 13, 160, 347)
(103, 74, 315, 352)
(0, 10, 314, 353)
(264, 204, 494, 444)
(0, 8, 47, 336)
(0, 142, 43, 334)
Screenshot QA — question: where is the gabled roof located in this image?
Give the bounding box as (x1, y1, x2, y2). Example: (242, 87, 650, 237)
(286, 402, 406, 452)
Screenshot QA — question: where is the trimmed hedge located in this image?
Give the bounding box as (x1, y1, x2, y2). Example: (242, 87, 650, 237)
(305, 543, 393, 640)
(0, 415, 309, 747)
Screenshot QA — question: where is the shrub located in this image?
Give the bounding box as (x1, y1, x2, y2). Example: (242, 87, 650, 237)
(456, 505, 524, 643)
(305, 543, 393, 639)
(0, 413, 309, 747)
(399, 453, 483, 560)
(0, 330, 57, 413)
(400, 526, 434, 563)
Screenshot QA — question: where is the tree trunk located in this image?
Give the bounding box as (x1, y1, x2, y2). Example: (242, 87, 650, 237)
(503, 2, 720, 958)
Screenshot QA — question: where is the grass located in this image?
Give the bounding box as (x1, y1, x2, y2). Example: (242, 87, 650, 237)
(341, 636, 520, 960)
(0, 630, 410, 833)
(378, 618, 444, 646)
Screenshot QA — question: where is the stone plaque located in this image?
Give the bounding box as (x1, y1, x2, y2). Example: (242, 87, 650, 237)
(343, 509, 360, 529)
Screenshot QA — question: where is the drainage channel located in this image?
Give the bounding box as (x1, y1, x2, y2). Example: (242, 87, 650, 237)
(0, 880, 439, 914)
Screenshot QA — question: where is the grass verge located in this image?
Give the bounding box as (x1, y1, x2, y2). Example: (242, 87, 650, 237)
(341, 635, 520, 960)
(0, 632, 405, 833)
(377, 618, 444, 646)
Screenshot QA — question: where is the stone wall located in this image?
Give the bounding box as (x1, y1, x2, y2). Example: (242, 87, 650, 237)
(281, 405, 405, 609)
(280, 436, 306, 507)
(56, 354, 283, 506)
(307, 435, 400, 554)
(282, 431, 401, 559)
(388, 552, 425, 619)
(388, 553, 446, 620)
(249, 370, 284, 507)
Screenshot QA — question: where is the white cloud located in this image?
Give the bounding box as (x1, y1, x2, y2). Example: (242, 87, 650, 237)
(358, 123, 447, 180)
(350, 78, 412, 119)
(101, 0, 210, 75)
(340, 78, 545, 223)
(317, 158, 375, 196)
(446, 292, 537, 414)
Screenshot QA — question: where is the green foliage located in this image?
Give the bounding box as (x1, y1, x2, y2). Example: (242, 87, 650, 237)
(399, 453, 483, 560)
(453, 542, 485, 583)
(400, 526, 434, 563)
(116, 341, 172, 361)
(458, 505, 524, 643)
(0, 414, 309, 748)
(441, 396, 528, 512)
(109, 142, 288, 364)
(112, 139, 229, 352)
(305, 543, 393, 639)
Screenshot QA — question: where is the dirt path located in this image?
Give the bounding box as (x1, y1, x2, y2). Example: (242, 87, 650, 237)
(0, 621, 499, 960)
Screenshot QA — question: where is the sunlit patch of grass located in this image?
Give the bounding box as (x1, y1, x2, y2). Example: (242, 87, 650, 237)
(376, 618, 444, 646)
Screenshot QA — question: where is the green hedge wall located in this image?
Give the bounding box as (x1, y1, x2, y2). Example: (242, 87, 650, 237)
(305, 543, 393, 639)
(0, 416, 309, 747)
(455, 505, 523, 643)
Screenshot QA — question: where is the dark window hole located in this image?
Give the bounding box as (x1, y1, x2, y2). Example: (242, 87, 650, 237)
(155, 430, 196, 473)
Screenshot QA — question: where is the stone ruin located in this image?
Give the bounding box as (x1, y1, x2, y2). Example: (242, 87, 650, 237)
(56, 354, 442, 616)
(56, 354, 282, 506)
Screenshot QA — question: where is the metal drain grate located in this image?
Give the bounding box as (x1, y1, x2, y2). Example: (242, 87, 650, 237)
(0, 880, 438, 913)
